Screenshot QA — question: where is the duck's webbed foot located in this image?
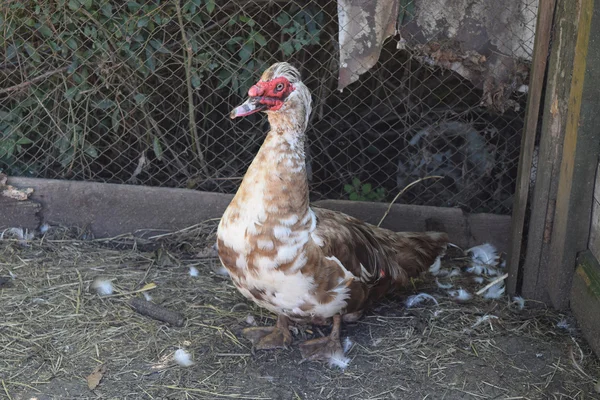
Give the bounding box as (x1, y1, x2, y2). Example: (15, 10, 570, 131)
(242, 314, 292, 350)
(299, 315, 344, 361)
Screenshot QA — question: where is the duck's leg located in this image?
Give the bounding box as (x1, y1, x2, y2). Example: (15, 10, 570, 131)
(299, 314, 343, 361)
(242, 314, 292, 350)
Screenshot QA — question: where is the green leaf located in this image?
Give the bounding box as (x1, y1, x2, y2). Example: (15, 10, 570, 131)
(133, 93, 146, 105)
(94, 99, 115, 110)
(127, 1, 141, 12)
(191, 73, 201, 88)
(111, 108, 120, 131)
(352, 177, 361, 187)
(36, 24, 53, 38)
(343, 184, 354, 194)
(362, 183, 372, 194)
(84, 144, 98, 158)
(16, 137, 33, 145)
(188, 32, 199, 52)
(79, 0, 92, 10)
(137, 17, 149, 27)
(6, 45, 18, 61)
(67, 0, 79, 10)
(150, 40, 170, 54)
(64, 87, 79, 100)
(101, 3, 112, 17)
(253, 32, 267, 47)
(349, 192, 359, 201)
(280, 41, 294, 56)
(0, 140, 16, 159)
(238, 43, 253, 63)
(67, 58, 79, 74)
(145, 48, 156, 73)
(66, 38, 78, 50)
(23, 42, 41, 63)
(59, 149, 74, 168)
(72, 73, 84, 85)
(216, 69, 232, 90)
(153, 136, 163, 161)
(276, 12, 290, 26)
(239, 15, 255, 27)
(206, 0, 216, 14)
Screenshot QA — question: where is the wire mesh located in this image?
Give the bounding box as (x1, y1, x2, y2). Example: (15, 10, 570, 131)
(0, 0, 537, 214)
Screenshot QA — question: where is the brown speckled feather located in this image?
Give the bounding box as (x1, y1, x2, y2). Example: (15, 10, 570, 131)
(309, 206, 448, 313)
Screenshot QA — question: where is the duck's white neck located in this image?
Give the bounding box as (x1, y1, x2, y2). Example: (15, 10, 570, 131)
(233, 86, 312, 217)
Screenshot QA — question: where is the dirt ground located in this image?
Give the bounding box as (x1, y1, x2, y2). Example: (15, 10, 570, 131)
(1, 223, 599, 400)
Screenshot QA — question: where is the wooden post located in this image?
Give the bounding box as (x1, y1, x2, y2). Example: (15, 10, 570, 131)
(515, 0, 600, 309)
(546, 0, 600, 309)
(507, 0, 557, 295)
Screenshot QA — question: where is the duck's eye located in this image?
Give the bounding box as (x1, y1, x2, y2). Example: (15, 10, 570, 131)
(275, 83, 284, 92)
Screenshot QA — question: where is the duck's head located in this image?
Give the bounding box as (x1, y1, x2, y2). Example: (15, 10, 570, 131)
(230, 62, 312, 131)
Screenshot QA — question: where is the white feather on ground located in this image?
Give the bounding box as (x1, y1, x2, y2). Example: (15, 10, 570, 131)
(428, 257, 442, 275)
(0, 227, 24, 240)
(556, 318, 570, 330)
(472, 276, 485, 284)
(343, 337, 353, 353)
(467, 263, 500, 276)
(189, 266, 199, 277)
(432, 268, 450, 277)
(448, 288, 472, 301)
(449, 268, 462, 277)
(405, 293, 439, 308)
(174, 348, 194, 367)
(91, 278, 114, 296)
(328, 337, 353, 370)
(143, 292, 152, 301)
(39, 223, 50, 234)
(466, 243, 501, 276)
(328, 351, 351, 370)
(467, 243, 499, 265)
(482, 282, 506, 299)
(471, 314, 499, 329)
(512, 296, 525, 310)
(0, 227, 35, 244)
(435, 279, 453, 289)
(245, 315, 256, 326)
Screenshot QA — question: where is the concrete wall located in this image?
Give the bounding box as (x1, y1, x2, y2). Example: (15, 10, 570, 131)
(2, 177, 511, 252)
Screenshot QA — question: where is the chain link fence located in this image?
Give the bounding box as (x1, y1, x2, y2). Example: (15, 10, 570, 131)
(1, 0, 537, 214)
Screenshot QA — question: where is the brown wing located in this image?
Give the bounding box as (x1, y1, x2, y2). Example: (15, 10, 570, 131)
(311, 206, 449, 285)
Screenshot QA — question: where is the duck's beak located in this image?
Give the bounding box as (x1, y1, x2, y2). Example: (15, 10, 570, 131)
(230, 97, 266, 119)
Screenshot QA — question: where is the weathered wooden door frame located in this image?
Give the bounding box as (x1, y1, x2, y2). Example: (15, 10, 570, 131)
(507, 0, 600, 310)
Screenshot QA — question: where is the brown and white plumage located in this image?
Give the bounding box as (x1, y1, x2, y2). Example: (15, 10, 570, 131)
(217, 62, 448, 361)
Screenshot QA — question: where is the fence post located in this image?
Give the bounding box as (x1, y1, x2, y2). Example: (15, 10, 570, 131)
(507, 0, 556, 295)
(516, 0, 600, 309)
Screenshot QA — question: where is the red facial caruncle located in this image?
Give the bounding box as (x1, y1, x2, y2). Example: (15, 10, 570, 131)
(248, 77, 295, 111)
(230, 76, 295, 119)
